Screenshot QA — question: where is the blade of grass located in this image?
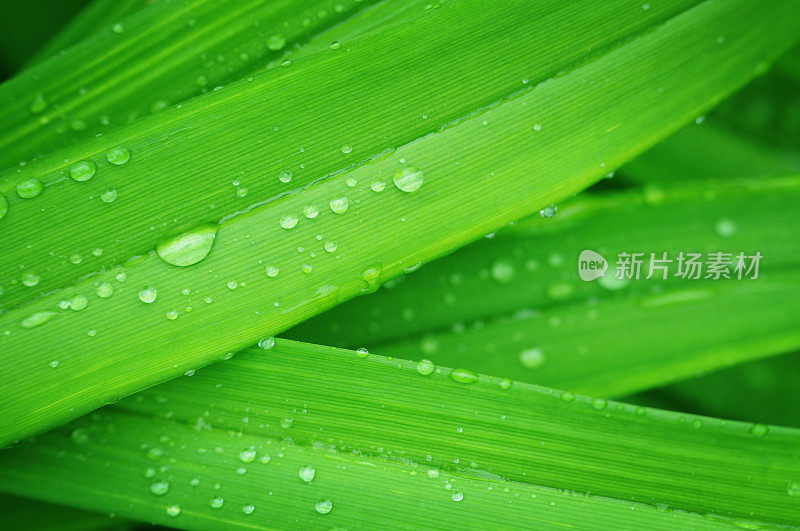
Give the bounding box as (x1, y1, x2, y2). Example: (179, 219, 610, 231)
(0, 0, 380, 166)
(0, 339, 798, 528)
(2, 0, 798, 447)
(288, 176, 800, 397)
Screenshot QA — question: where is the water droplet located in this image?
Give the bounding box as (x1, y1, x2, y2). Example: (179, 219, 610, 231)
(340, 145, 352, 154)
(591, 398, 607, 410)
(392, 166, 424, 192)
(787, 482, 800, 497)
(70, 294, 88, 311)
(242, 504, 255, 515)
(106, 147, 131, 165)
(715, 218, 737, 238)
(329, 196, 349, 213)
(279, 170, 293, 183)
(299, 465, 316, 483)
(427, 468, 440, 478)
(227, 280, 238, 289)
(452, 491, 464, 502)
(267, 35, 286, 50)
(112, 22, 124, 33)
(22, 271, 40, 287)
(281, 417, 294, 428)
(355, 348, 369, 358)
(519, 348, 545, 369)
(539, 204, 557, 218)
(166, 310, 179, 320)
(360, 264, 382, 292)
(0, 194, 7, 220)
(749, 423, 768, 437)
(69, 254, 82, 264)
(239, 448, 257, 463)
(30, 94, 47, 113)
(166, 504, 181, 517)
(280, 214, 299, 229)
(324, 241, 337, 252)
(346, 177, 357, 187)
(95, 282, 114, 299)
(150, 480, 169, 496)
(156, 224, 218, 267)
(301, 263, 313, 273)
(450, 368, 478, 384)
(210, 496, 224, 509)
(490, 260, 515, 283)
(139, 286, 157, 304)
(115, 272, 127, 283)
(258, 336, 275, 350)
(266, 266, 279, 278)
(147, 447, 164, 459)
(16, 178, 43, 199)
(416, 359, 435, 375)
(70, 161, 96, 182)
(315, 498, 333, 514)
(303, 205, 319, 219)
(49, 360, 59, 368)
(100, 189, 117, 203)
(370, 180, 385, 192)
(20, 311, 55, 328)
(329, 40, 341, 50)
(499, 378, 512, 390)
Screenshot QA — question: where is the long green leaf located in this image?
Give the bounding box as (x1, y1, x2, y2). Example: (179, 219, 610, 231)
(1, 339, 799, 528)
(0, 0, 376, 166)
(1, 0, 798, 447)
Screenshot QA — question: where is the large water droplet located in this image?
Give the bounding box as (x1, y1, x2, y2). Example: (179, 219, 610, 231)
(156, 224, 218, 267)
(22, 271, 40, 287)
(450, 368, 479, 384)
(150, 480, 169, 496)
(239, 448, 257, 463)
(280, 214, 299, 229)
(299, 465, 316, 483)
(16, 178, 43, 199)
(166, 504, 181, 517)
(100, 189, 117, 203)
(329, 196, 349, 213)
(315, 498, 332, 514)
(139, 286, 158, 304)
(258, 336, 275, 350)
(416, 359, 435, 375)
(210, 496, 224, 509)
(392, 166, 424, 192)
(70, 161, 96, 182)
(360, 264, 382, 292)
(69, 294, 88, 311)
(106, 147, 131, 165)
(96, 282, 114, 298)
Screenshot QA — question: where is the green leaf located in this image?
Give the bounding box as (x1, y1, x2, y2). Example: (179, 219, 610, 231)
(0, 0, 377, 166)
(1, 340, 799, 528)
(2, 0, 798, 447)
(0, 493, 129, 531)
(288, 175, 800, 397)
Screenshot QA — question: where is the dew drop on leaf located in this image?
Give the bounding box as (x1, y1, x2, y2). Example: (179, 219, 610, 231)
(450, 368, 478, 384)
(100, 189, 117, 203)
(156, 224, 218, 267)
(315, 498, 333, 514)
(299, 465, 316, 483)
(0, 193, 7, 220)
(329, 196, 349, 213)
(416, 359, 435, 376)
(70, 161, 96, 182)
(139, 286, 157, 304)
(210, 496, 224, 509)
(392, 166, 424, 192)
(106, 147, 131, 165)
(280, 214, 299, 229)
(21, 271, 40, 287)
(166, 504, 181, 517)
(258, 337, 275, 350)
(150, 481, 169, 496)
(239, 448, 257, 463)
(20, 312, 55, 329)
(16, 178, 43, 199)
